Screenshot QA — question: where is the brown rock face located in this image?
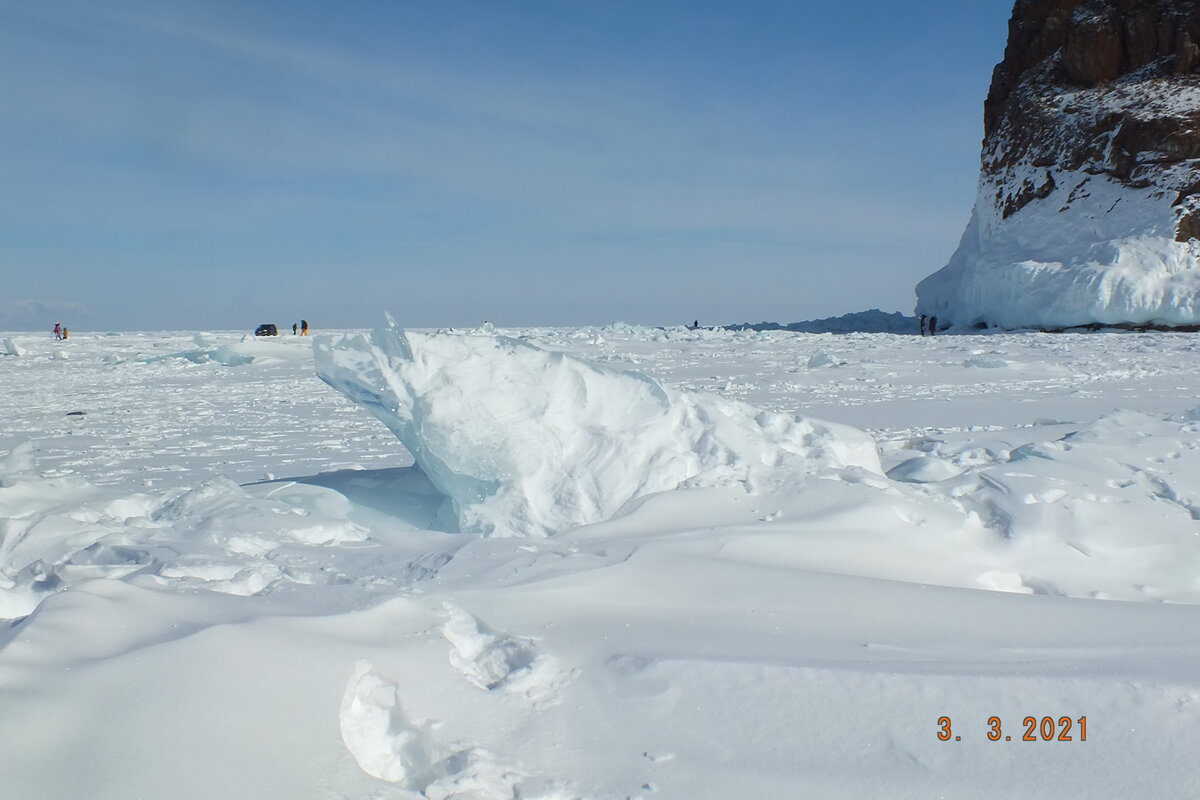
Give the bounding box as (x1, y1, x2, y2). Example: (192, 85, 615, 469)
(987, 0, 1200, 133)
(984, 0, 1200, 238)
(1061, 13, 1125, 84)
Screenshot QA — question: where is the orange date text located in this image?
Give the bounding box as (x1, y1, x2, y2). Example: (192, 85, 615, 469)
(936, 716, 1087, 742)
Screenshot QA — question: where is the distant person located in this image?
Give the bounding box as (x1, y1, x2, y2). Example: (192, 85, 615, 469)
(928, 315, 938, 336)
(293, 323, 298, 335)
(62, 327, 69, 340)
(301, 319, 309, 336)
(919, 315, 927, 336)
(693, 319, 699, 329)
(52, 322, 61, 340)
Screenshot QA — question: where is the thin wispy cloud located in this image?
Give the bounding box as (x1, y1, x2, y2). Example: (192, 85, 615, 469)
(1, 0, 1012, 329)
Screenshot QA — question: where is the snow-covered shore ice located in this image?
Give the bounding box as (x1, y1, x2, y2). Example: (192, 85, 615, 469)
(917, 165, 1200, 330)
(2, 323, 1200, 798)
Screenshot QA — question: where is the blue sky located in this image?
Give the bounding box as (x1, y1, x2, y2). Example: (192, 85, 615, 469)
(1, 0, 1015, 331)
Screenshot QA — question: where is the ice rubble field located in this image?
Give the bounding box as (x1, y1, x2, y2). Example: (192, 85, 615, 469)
(2, 324, 1199, 799)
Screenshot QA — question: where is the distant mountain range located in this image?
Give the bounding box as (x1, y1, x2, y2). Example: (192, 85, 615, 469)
(727, 308, 918, 334)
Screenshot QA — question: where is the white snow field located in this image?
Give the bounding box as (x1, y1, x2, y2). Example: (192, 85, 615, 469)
(2, 323, 1199, 799)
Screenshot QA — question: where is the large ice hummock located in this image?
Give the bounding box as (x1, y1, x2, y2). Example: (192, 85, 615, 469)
(314, 326, 881, 537)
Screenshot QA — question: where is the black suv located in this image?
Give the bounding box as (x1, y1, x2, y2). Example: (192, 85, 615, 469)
(254, 323, 278, 336)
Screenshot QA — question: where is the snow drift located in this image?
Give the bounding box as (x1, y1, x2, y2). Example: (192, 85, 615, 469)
(314, 325, 881, 537)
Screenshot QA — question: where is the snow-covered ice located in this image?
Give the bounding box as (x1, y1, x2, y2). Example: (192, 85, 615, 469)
(314, 325, 879, 537)
(2, 324, 1200, 798)
(918, 167, 1200, 330)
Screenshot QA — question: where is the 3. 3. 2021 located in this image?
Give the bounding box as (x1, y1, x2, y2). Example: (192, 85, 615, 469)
(936, 716, 1087, 742)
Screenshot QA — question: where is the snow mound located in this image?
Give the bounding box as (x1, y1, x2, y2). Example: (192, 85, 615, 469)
(807, 350, 842, 369)
(0, 445, 370, 619)
(886, 455, 965, 483)
(140, 336, 309, 367)
(0, 441, 40, 487)
(142, 345, 254, 366)
(963, 356, 1009, 369)
(441, 605, 566, 707)
(339, 660, 559, 798)
(340, 660, 439, 785)
(937, 408, 1200, 602)
(314, 325, 881, 537)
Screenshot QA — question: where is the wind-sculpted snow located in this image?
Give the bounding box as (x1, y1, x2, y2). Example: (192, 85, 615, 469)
(314, 325, 882, 537)
(894, 408, 1200, 602)
(0, 456, 369, 619)
(7, 328, 1200, 799)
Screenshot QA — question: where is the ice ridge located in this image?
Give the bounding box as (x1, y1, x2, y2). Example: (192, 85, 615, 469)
(314, 325, 881, 537)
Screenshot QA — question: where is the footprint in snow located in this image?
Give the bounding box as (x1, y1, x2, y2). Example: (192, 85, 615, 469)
(441, 604, 569, 708)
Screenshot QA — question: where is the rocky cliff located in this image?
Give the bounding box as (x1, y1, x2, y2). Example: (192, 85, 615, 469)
(916, 0, 1200, 329)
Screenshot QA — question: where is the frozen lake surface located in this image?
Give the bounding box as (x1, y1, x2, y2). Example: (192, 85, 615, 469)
(2, 324, 1198, 798)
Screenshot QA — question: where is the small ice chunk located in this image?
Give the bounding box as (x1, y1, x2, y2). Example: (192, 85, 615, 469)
(807, 350, 836, 368)
(339, 661, 436, 786)
(0, 441, 40, 487)
(963, 357, 1008, 369)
